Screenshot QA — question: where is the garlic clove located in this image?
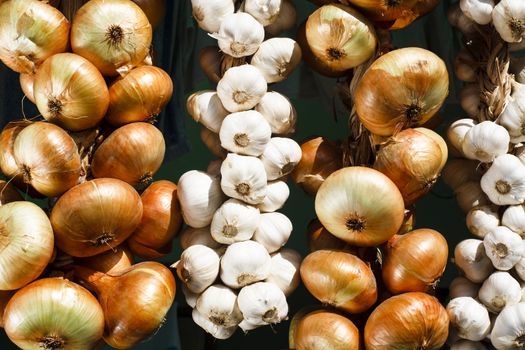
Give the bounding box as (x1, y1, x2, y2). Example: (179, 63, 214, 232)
(175, 244, 220, 294)
(454, 239, 494, 283)
(462, 121, 510, 163)
(466, 205, 500, 238)
(492, 0, 525, 43)
(190, 0, 235, 33)
(212, 12, 264, 58)
(478, 271, 521, 313)
(255, 91, 297, 136)
(220, 153, 267, 205)
(253, 212, 293, 253)
(260, 137, 302, 181)
(491, 303, 525, 349)
(210, 198, 260, 244)
(448, 3, 478, 36)
(515, 254, 525, 281)
(219, 110, 271, 156)
(179, 226, 224, 251)
(192, 309, 238, 339)
(460, 0, 495, 25)
(243, 0, 281, 26)
(257, 180, 290, 213)
(264, 0, 296, 37)
(446, 297, 491, 341)
(502, 204, 525, 238)
(237, 281, 288, 330)
(220, 240, 271, 289)
(207, 159, 223, 176)
(498, 81, 525, 143)
(480, 154, 525, 205)
(186, 90, 229, 133)
(447, 118, 477, 156)
(483, 226, 524, 270)
(265, 249, 302, 296)
(449, 276, 480, 299)
(251, 37, 302, 84)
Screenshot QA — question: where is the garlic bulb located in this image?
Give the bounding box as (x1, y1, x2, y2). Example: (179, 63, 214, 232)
(448, 3, 478, 35)
(260, 137, 302, 181)
(446, 297, 491, 341)
(212, 12, 264, 58)
(257, 180, 289, 212)
(456, 181, 491, 213)
(190, 0, 234, 33)
(449, 276, 480, 299)
(192, 284, 243, 339)
(179, 226, 224, 251)
(454, 50, 478, 82)
(217, 64, 268, 112)
(491, 303, 525, 349)
(454, 239, 494, 283)
(479, 271, 521, 313)
(460, 83, 481, 117)
(462, 121, 510, 163)
(207, 159, 223, 176)
(200, 127, 228, 158)
(219, 111, 271, 156)
(252, 212, 292, 253)
(510, 56, 525, 84)
(220, 153, 267, 205)
(483, 226, 524, 270)
(177, 170, 225, 228)
(502, 204, 525, 238)
(447, 118, 477, 155)
(460, 0, 495, 25)
(480, 154, 525, 205)
(466, 205, 500, 238)
(515, 256, 525, 281)
(492, 0, 525, 43)
(237, 281, 288, 331)
(255, 91, 297, 135)
(442, 158, 482, 191)
(182, 284, 199, 308)
(210, 198, 261, 244)
(264, 0, 296, 37)
(251, 38, 302, 83)
(499, 81, 525, 143)
(244, 0, 281, 26)
(451, 340, 487, 350)
(175, 244, 220, 294)
(186, 90, 229, 133)
(220, 240, 271, 289)
(266, 249, 301, 296)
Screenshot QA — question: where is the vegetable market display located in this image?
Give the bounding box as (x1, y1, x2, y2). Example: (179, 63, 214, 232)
(445, 1, 525, 348)
(0, 0, 179, 349)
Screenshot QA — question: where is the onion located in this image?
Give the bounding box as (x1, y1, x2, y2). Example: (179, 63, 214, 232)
(0, 290, 14, 328)
(4, 278, 104, 350)
(199, 46, 222, 84)
(0, 0, 69, 74)
(19, 74, 35, 104)
(315, 166, 405, 247)
(0, 180, 22, 205)
(76, 245, 134, 275)
(307, 218, 353, 252)
(127, 239, 172, 260)
(0, 120, 30, 180)
(300, 249, 377, 313)
(91, 122, 165, 186)
(50, 178, 143, 257)
(131, 0, 166, 28)
(105, 66, 173, 126)
(364, 292, 449, 349)
(33, 53, 110, 131)
(70, 0, 152, 76)
(355, 47, 449, 136)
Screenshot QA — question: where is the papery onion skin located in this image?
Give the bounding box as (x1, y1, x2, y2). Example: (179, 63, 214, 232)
(50, 178, 143, 257)
(76, 245, 134, 275)
(19, 74, 36, 104)
(105, 66, 173, 126)
(300, 249, 377, 313)
(364, 292, 449, 350)
(355, 47, 449, 136)
(127, 238, 172, 260)
(0, 120, 31, 180)
(131, 0, 166, 28)
(4, 277, 104, 350)
(307, 218, 354, 252)
(0, 180, 22, 205)
(91, 122, 165, 186)
(0, 290, 14, 328)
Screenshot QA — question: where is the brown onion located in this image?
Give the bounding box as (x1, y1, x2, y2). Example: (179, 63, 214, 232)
(0, 180, 22, 205)
(91, 122, 165, 186)
(50, 178, 143, 257)
(76, 245, 134, 275)
(131, 0, 166, 27)
(0, 290, 14, 328)
(374, 128, 448, 205)
(199, 46, 222, 83)
(307, 218, 354, 252)
(127, 239, 172, 260)
(364, 292, 449, 350)
(300, 249, 377, 313)
(382, 229, 448, 294)
(74, 262, 176, 349)
(355, 48, 449, 136)
(105, 66, 173, 126)
(0, 121, 31, 180)
(19, 74, 36, 104)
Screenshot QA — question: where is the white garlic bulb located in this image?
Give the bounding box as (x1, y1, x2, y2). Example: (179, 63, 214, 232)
(483, 226, 524, 270)
(255, 91, 297, 135)
(177, 170, 225, 228)
(260, 137, 302, 181)
(219, 110, 271, 156)
(502, 204, 525, 238)
(449, 276, 480, 299)
(237, 281, 288, 331)
(466, 205, 500, 238)
(182, 284, 199, 308)
(191, 0, 235, 33)
(257, 180, 289, 213)
(460, 0, 495, 25)
(220, 240, 272, 289)
(447, 297, 491, 341)
(253, 212, 293, 253)
(454, 239, 494, 283)
(200, 127, 228, 158)
(266, 249, 301, 296)
(187, 90, 229, 133)
(210, 198, 261, 244)
(479, 271, 522, 313)
(447, 118, 477, 155)
(212, 12, 265, 58)
(492, 0, 525, 43)
(510, 56, 525, 84)
(460, 83, 482, 117)
(456, 181, 491, 213)
(450, 340, 487, 350)
(480, 154, 525, 205)
(499, 81, 525, 143)
(217, 64, 268, 112)
(462, 121, 510, 163)
(179, 226, 224, 251)
(491, 303, 525, 349)
(244, 0, 282, 26)
(251, 38, 302, 83)
(265, 0, 297, 37)
(207, 159, 223, 176)
(220, 153, 267, 205)
(442, 158, 482, 191)
(454, 50, 478, 82)
(192, 284, 243, 339)
(175, 244, 221, 294)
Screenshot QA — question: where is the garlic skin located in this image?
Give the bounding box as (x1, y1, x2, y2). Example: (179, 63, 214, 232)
(462, 121, 510, 163)
(179, 226, 224, 251)
(253, 212, 293, 253)
(480, 154, 525, 205)
(177, 170, 225, 228)
(260, 137, 302, 181)
(207, 159, 223, 176)
(460, 0, 495, 25)
(479, 271, 521, 313)
(447, 118, 477, 155)
(448, 4, 478, 36)
(515, 255, 525, 281)
(237, 281, 288, 331)
(200, 127, 228, 158)
(503, 205, 525, 238)
(212, 12, 264, 58)
(265, 249, 301, 296)
(449, 277, 480, 299)
(217, 65, 268, 113)
(456, 181, 491, 213)
(219, 111, 271, 156)
(499, 82, 525, 143)
(451, 340, 487, 350)
(192, 284, 243, 339)
(257, 180, 289, 213)
(187, 90, 229, 133)
(460, 83, 481, 117)
(491, 303, 525, 350)
(251, 38, 302, 83)
(220, 240, 272, 289)
(182, 284, 199, 308)
(175, 244, 220, 294)
(454, 239, 494, 283)
(220, 153, 267, 205)
(255, 91, 297, 135)
(244, 0, 281, 26)
(210, 198, 261, 244)
(190, 0, 235, 33)
(446, 297, 491, 341)
(466, 205, 500, 238)
(483, 226, 524, 270)
(492, 0, 525, 43)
